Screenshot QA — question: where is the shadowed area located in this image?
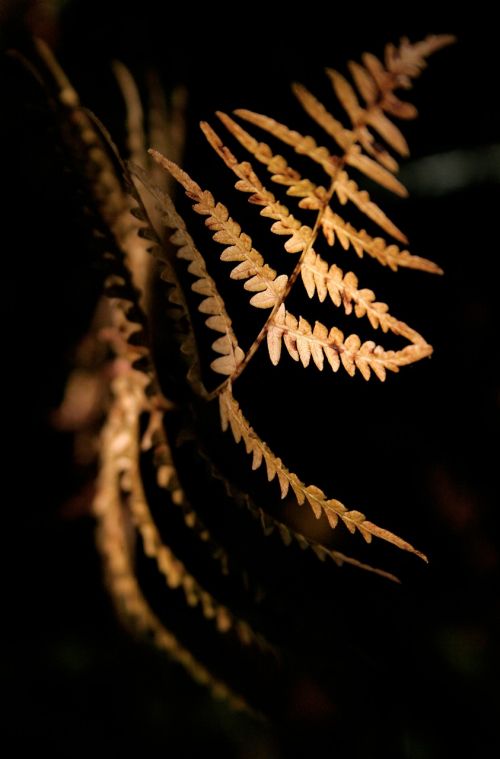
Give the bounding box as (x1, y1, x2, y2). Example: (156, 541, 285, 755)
(2, 3, 499, 757)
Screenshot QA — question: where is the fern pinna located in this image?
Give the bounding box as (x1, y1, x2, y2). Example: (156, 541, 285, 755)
(27, 34, 453, 713)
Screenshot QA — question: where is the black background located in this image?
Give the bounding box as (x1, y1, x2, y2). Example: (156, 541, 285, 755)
(2, 1, 499, 756)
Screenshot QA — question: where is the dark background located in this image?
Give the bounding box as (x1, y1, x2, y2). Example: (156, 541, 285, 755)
(1, 1, 499, 756)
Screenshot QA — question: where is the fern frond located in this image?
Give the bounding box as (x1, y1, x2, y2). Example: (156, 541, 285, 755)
(202, 121, 441, 299)
(119, 165, 206, 396)
(232, 35, 453, 249)
(100, 253, 242, 591)
(34, 35, 453, 708)
(35, 38, 200, 389)
(219, 385, 426, 560)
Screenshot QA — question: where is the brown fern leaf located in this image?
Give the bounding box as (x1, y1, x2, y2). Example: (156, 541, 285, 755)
(350, 36, 455, 125)
(100, 242, 240, 585)
(230, 37, 453, 253)
(33, 35, 454, 712)
(317, 208, 441, 272)
(87, 126, 206, 396)
(219, 385, 427, 561)
(46, 37, 267, 571)
(199, 124, 314, 254)
(131, 36, 452, 567)
(302, 35, 454, 171)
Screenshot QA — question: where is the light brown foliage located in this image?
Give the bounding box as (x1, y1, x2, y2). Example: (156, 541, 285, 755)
(145, 35, 454, 567)
(33, 33, 454, 711)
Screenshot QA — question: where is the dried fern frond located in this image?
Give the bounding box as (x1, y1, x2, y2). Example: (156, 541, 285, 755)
(28, 33, 454, 714)
(145, 35, 453, 570)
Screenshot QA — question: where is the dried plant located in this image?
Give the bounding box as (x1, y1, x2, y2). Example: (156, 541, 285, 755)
(20, 33, 454, 713)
